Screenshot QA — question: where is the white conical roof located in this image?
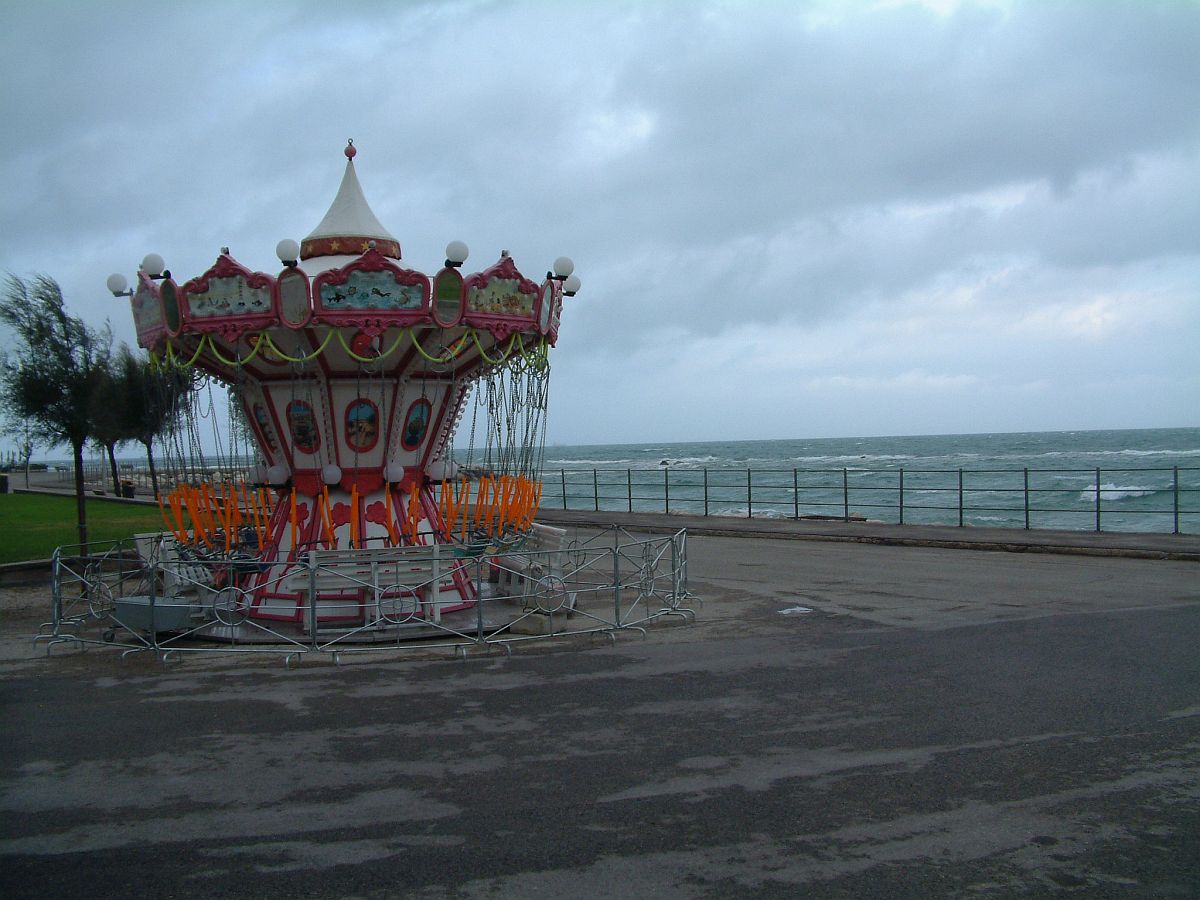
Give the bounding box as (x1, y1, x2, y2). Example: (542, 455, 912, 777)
(300, 142, 401, 260)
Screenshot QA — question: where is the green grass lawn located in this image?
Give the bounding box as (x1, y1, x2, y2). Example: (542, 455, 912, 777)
(0, 493, 168, 564)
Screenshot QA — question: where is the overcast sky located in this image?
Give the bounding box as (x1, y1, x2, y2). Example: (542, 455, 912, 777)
(1, 0, 1197, 453)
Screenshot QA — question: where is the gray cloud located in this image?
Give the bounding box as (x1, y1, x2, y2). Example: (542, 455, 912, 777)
(1, 0, 1196, 450)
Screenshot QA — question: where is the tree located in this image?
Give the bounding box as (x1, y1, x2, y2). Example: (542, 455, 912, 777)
(0, 274, 111, 550)
(89, 360, 126, 496)
(2, 416, 36, 488)
(115, 344, 190, 499)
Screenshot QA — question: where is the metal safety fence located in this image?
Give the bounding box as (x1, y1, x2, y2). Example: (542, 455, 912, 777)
(545, 465, 1200, 534)
(34, 526, 697, 664)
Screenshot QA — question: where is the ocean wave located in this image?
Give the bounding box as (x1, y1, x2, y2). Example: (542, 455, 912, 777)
(660, 456, 723, 468)
(545, 457, 639, 467)
(790, 453, 917, 465)
(1078, 483, 1159, 501)
(1040, 448, 1200, 459)
(714, 507, 790, 519)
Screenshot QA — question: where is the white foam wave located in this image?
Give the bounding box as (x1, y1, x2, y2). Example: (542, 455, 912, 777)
(546, 457, 639, 467)
(790, 453, 917, 465)
(1078, 483, 1158, 501)
(712, 507, 790, 519)
(1040, 448, 1200, 459)
(660, 455, 722, 468)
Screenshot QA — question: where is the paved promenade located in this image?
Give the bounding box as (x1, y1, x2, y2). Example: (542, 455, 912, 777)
(537, 507, 1200, 560)
(1, 518, 1198, 896)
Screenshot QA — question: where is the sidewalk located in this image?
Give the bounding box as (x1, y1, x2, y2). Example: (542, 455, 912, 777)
(536, 508, 1200, 561)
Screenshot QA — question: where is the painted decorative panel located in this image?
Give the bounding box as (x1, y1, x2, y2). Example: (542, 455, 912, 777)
(132, 282, 164, 335)
(187, 275, 272, 318)
(467, 276, 535, 316)
(319, 270, 422, 311)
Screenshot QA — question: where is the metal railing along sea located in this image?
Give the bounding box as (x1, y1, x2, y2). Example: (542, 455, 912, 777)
(544, 465, 1199, 534)
(49, 460, 1197, 533)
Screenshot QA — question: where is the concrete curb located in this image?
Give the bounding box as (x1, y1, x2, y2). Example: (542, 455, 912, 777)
(0, 558, 54, 587)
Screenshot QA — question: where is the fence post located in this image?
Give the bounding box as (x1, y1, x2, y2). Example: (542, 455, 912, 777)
(307, 551, 318, 649)
(475, 556, 486, 644)
(958, 469, 964, 527)
(1173, 465, 1180, 535)
(613, 529, 622, 626)
(50, 549, 62, 633)
(148, 549, 159, 651)
(898, 468, 904, 525)
(793, 468, 799, 520)
(664, 466, 669, 514)
(746, 468, 752, 519)
(1095, 467, 1102, 532)
(842, 468, 849, 522)
(627, 468, 632, 513)
(703, 469, 709, 517)
(1023, 468, 1030, 530)
(593, 469, 599, 512)
(560, 469, 567, 510)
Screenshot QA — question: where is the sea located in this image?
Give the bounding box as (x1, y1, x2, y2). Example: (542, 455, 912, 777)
(42, 427, 1199, 534)
(534, 427, 1200, 533)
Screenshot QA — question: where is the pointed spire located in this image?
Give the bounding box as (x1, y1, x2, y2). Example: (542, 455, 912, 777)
(300, 140, 401, 260)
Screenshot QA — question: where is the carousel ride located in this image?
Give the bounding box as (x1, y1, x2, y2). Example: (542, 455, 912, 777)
(105, 141, 580, 638)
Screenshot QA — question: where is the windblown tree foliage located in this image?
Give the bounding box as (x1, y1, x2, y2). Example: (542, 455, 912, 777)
(89, 362, 126, 496)
(115, 344, 190, 499)
(0, 274, 111, 549)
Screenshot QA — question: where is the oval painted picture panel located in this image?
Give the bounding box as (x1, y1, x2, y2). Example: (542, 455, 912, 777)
(537, 282, 554, 334)
(345, 398, 380, 453)
(432, 269, 464, 327)
(253, 403, 278, 452)
(161, 281, 181, 334)
(286, 400, 321, 455)
(279, 270, 311, 327)
(401, 399, 432, 450)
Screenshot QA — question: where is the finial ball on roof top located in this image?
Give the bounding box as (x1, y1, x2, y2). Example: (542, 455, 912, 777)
(345, 139, 357, 160)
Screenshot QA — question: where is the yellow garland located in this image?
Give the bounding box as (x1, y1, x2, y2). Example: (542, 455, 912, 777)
(155, 327, 547, 371)
(473, 330, 521, 365)
(204, 335, 248, 368)
(410, 328, 473, 363)
(161, 335, 210, 368)
(260, 329, 335, 363)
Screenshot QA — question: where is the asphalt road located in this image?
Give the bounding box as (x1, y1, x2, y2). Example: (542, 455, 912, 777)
(2, 534, 1198, 897)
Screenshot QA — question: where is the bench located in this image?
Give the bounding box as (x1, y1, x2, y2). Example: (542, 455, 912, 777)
(494, 524, 573, 612)
(132, 532, 218, 601)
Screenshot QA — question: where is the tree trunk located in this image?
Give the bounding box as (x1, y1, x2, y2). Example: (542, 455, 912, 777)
(72, 440, 89, 554)
(22, 423, 32, 489)
(106, 443, 121, 496)
(143, 439, 160, 498)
